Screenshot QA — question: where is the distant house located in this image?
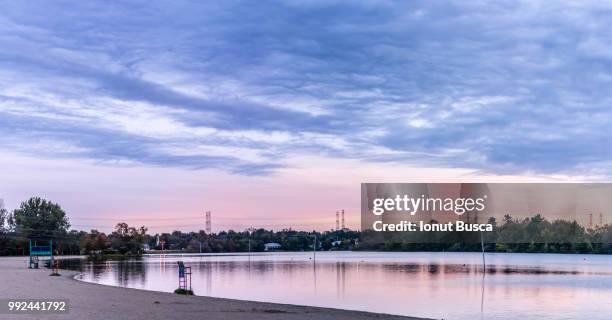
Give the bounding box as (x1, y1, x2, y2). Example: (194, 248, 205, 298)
(332, 240, 342, 247)
(264, 242, 282, 251)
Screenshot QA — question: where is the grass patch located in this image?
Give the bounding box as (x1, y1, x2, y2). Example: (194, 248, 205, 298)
(174, 288, 194, 295)
(49, 272, 61, 276)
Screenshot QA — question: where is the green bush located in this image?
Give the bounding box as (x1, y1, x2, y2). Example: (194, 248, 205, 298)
(174, 288, 194, 295)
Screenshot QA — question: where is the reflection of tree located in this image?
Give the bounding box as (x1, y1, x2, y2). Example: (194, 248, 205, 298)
(336, 262, 346, 298)
(115, 259, 147, 287)
(91, 261, 108, 279)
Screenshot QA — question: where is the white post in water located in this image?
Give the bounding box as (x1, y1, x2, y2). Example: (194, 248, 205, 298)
(313, 233, 317, 263)
(248, 236, 251, 267)
(480, 230, 486, 271)
(247, 227, 254, 262)
(480, 229, 486, 316)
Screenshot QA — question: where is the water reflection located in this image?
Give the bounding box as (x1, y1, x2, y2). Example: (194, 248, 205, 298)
(116, 260, 146, 287)
(336, 262, 346, 299)
(60, 252, 612, 320)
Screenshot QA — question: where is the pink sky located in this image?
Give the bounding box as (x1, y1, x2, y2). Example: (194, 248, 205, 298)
(0, 151, 596, 234)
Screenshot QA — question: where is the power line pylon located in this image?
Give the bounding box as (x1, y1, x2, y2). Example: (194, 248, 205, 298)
(205, 211, 212, 234)
(336, 211, 339, 231)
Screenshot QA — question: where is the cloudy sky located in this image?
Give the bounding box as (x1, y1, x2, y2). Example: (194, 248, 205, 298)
(1, 1, 610, 232)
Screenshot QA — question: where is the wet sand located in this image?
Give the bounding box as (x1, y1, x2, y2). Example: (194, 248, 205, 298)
(0, 257, 427, 320)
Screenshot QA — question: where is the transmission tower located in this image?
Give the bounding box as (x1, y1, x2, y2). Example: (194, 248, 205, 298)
(335, 211, 339, 231)
(205, 211, 212, 234)
(341, 209, 345, 230)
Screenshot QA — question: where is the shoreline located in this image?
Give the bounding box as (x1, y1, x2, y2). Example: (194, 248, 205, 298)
(0, 257, 428, 320)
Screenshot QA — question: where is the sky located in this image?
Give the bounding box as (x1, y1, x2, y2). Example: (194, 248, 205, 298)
(1, 1, 611, 233)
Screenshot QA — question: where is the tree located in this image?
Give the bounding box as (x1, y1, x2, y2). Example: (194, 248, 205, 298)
(109, 222, 148, 254)
(80, 229, 110, 254)
(0, 206, 7, 233)
(503, 214, 514, 224)
(12, 197, 70, 238)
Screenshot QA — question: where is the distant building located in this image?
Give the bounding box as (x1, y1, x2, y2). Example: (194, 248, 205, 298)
(264, 242, 282, 251)
(332, 240, 342, 247)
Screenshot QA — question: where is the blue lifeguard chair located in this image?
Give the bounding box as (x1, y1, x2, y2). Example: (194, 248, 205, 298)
(177, 261, 192, 291)
(29, 239, 53, 269)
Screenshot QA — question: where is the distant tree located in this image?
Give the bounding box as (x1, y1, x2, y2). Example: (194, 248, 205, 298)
(109, 222, 148, 254)
(6, 214, 15, 232)
(0, 206, 7, 233)
(503, 214, 513, 224)
(526, 214, 548, 242)
(12, 197, 70, 238)
(0, 204, 9, 255)
(80, 229, 110, 254)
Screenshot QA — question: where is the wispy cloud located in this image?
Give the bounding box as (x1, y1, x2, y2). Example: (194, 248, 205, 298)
(1, 0, 611, 177)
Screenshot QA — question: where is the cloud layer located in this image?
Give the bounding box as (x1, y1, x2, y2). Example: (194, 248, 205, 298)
(1, 1, 611, 176)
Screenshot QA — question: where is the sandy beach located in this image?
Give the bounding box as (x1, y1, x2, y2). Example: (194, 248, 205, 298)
(0, 257, 426, 320)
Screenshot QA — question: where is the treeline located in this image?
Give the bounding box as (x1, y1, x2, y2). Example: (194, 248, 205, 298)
(1, 197, 81, 255)
(359, 214, 612, 254)
(0, 197, 150, 256)
(1, 197, 612, 256)
(145, 228, 359, 253)
(0, 197, 359, 256)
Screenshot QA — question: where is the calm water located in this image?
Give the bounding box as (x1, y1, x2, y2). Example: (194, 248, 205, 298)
(65, 252, 612, 319)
